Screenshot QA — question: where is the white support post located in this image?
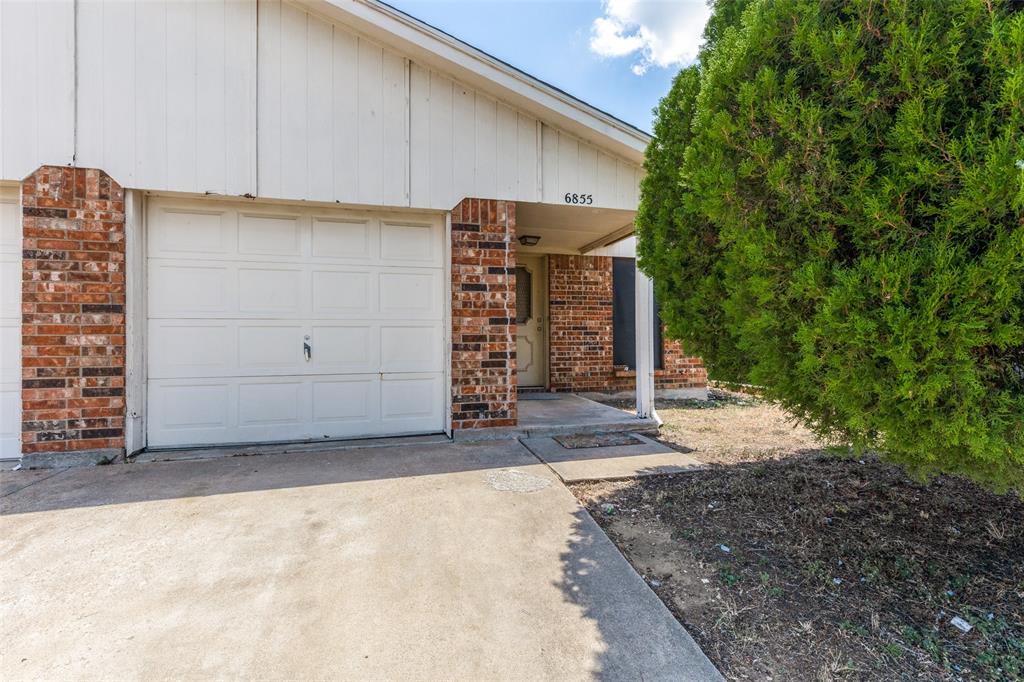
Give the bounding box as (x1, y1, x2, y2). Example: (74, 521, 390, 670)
(124, 190, 146, 455)
(634, 264, 658, 422)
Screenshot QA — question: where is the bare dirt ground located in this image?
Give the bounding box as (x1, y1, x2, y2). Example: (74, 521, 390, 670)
(578, 391, 1024, 681)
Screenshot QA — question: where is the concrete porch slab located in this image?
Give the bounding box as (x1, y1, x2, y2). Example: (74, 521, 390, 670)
(455, 393, 659, 443)
(520, 432, 705, 483)
(0, 440, 720, 681)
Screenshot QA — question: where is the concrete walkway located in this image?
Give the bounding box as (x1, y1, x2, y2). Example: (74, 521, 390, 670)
(0, 440, 721, 681)
(521, 432, 705, 483)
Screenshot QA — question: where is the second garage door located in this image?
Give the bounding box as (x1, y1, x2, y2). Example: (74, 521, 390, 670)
(146, 198, 445, 448)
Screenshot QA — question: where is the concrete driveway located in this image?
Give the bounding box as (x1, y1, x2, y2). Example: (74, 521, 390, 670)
(1, 440, 720, 681)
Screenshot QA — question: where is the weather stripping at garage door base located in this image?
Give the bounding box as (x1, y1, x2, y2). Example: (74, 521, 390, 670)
(131, 432, 451, 464)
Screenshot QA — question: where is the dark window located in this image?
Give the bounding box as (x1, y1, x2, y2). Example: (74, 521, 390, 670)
(515, 266, 532, 324)
(612, 257, 663, 370)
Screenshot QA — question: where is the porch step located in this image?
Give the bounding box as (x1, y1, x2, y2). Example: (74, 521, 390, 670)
(452, 416, 660, 443)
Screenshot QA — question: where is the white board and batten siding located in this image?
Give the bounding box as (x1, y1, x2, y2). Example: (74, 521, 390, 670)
(146, 197, 445, 447)
(1, 0, 642, 213)
(0, 0, 76, 177)
(0, 186, 20, 457)
(74, 0, 257, 196)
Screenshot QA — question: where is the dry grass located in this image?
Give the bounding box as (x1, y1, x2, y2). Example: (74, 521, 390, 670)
(595, 389, 827, 465)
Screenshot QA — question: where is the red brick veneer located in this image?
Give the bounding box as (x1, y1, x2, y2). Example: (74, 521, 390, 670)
(547, 254, 706, 393)
(20, 166, 126, 458)
(450, 199, 517, 429)
(548, 255, 615, 392)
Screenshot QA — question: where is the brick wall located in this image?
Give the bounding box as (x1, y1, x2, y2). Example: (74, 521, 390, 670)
(450, 199, 517, 429)
(21, 166, 126, 461)
(548, 255, 614, 392)
(548, 254, 706, 393)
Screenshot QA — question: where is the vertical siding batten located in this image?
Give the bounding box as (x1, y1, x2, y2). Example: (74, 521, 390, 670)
(474, 92, 496, 200)
(306, 11, 333, 200)
(408, 63, 430, 207)
(357, 37, 384, 205)
(257, 0, 282, 198)
(427, 71, 454, 208)
(515, 112, 538, 203)
(196, 0, 227, 193)
(381, 50, 408, 206)
(165, 0, 197, 192)
(280, 0, 308, 200)
(495, 103, 517, 199)
(135, 0, 168, 191)
(332, 22, 359, 203)
(452, 82, 475, 203)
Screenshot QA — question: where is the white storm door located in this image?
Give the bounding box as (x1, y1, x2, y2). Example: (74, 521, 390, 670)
(145, 199, 445, 448)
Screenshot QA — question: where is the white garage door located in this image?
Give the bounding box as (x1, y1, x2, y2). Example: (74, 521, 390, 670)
(0, 186, 20, 458)
(146, 198, 446, 448)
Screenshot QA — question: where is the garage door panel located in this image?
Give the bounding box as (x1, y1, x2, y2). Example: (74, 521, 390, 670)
(380, 221, 439, 264)
(238, 267, 304, 315)
(151, 382, 231, 431)
(311, 217, 373, 260)
(238, 324, 305, 370)
(149, 263, 231, 316)
(1, 257, 19, 314)
(149, 321, 234, 378)
(147, 198, 445, 447)
(311, 324, 376, 372)
(312, 270, 373, 315)
(312, 378, 379, 423)
(0, 319, 19, 386)
(0, 389, 20, 454)
(380, 325, 443, 373)
(381, 374, 443, 425)
(238, 381, 304, 426)
(149, 207, 230, 256)
(238, 213, 303, 256)
(379, 271, 441, 319)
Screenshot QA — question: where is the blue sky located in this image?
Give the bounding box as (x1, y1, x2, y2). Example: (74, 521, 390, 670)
(385, 1, 712, 134)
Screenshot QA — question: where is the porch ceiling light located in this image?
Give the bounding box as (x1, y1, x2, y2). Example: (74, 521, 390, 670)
(518, 235, 541, 246)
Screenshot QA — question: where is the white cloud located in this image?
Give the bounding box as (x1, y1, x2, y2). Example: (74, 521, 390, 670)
(589, 0, 712, 75)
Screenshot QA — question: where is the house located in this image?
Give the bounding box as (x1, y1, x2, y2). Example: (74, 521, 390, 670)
(0, 0, 706, 466)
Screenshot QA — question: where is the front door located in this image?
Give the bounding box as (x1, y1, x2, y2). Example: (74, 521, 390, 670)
(516, 254, 547, 387)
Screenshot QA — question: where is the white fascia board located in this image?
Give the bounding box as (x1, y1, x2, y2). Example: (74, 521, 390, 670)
(304, 0, 651, 164)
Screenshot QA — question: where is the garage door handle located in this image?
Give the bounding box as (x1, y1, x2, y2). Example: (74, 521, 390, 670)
(303, 336, 312, 362)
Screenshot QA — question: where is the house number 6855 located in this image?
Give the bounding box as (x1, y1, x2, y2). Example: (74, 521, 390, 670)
(564, 193, 594, 205)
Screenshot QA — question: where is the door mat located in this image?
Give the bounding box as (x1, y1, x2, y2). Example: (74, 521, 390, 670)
(518, 393, 563, 401)
(554, 433, 644, 449)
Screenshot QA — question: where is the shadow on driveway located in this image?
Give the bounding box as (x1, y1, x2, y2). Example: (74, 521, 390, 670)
(0, 439, 538, 515)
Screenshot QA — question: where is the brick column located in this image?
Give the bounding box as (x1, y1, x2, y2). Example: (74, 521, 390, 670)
(20, 166, 126, 466)
(450, 199, 516, 429)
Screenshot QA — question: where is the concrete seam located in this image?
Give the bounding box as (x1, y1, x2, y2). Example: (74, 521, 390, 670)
(0, 467, 72, 499)
(515, 436, 567, 483)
